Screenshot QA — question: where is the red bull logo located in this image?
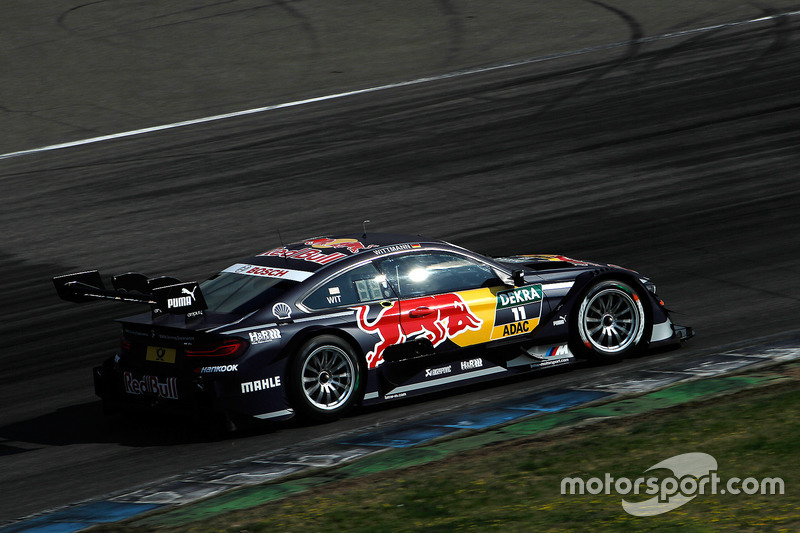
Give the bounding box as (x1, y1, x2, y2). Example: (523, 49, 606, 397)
(305, 238, 377, 254)
(354, 293, 483, 368)
(258, 238, 378, 265)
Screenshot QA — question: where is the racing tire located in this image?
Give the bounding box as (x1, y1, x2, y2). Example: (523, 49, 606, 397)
(286, 335, 364, 422)
(571, 279, 650, 364)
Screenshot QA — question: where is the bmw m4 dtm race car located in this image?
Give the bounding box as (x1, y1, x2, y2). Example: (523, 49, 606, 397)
(53, 233, 692, 429)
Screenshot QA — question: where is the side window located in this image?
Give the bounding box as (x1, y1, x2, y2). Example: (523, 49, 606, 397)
(303, 262, 394, 309)
(377, 252, 501, 298)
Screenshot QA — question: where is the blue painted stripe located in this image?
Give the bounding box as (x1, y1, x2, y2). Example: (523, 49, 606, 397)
(0, 523, 88, 533)
(342, 425, 460, 448)
(504, 389, 612, 412)
(0, 502, 162, 533)
(342, 389, 612, 448)
(425, 408, 531, 429)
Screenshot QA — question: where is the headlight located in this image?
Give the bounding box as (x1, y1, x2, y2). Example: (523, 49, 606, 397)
(641, 278, 657, 295)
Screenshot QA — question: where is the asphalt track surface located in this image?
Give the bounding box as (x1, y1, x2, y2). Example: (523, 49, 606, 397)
(2, 2, 800, 526)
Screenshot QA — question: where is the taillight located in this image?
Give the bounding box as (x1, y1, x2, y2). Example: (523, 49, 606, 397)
(120, 333, 132, 354)
(185, 338, 249, 359)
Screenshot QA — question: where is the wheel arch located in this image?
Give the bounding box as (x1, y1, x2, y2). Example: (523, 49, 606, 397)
(280, 324, 370, 421)
(280, 324, 366, 366)
(566, 269, 654, 361)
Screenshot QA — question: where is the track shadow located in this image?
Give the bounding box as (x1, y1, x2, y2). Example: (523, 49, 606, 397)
(0, 401, 252, 449)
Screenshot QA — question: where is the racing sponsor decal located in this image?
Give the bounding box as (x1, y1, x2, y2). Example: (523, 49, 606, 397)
(223, 263, 313, 282)
(123, 372, 178, 399)
(461, 357, 483, 371)
(497, 285, 542, 309)
(372, 243, 421, 255)
(327, 286, 342, 305)
(145, 346, 176, 364)
(145, 330, 195, 343)
(241, 376, 282, 393)
(258, 246, 345, 265)
(352, 303, 400, 369)
(538, 357, 571, 368)
(272, 302, 292, 320)
(353, 293, 483, 369)
(499, 254, 599, 266)
(495, 254, 596, 270)
(200, 364, 238, 373)
(257, 240, 375, 266)
(493, 284, 543, 338)
(549, 255, 597, 266)
(425, 364, 452, 378)
(546, 344, 573, 358)
(122, 328, 151, 339)
(152, 281, 206, 317)
(525, 343, 575, 361)
(249, 328, 281, 344)
(493, 256, 533, 263)
(167, 285, 199, 310)
(304, 237, 378, 254)
(384, 392, 407, 400)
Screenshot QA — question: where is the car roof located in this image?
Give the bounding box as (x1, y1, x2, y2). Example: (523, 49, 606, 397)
(243, 233, 444, 273)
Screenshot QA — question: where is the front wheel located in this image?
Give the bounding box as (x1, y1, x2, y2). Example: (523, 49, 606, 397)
(571, 279, 650, 363)
(286, 335, 364, 422)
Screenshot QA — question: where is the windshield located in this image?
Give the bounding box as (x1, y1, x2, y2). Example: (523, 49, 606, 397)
(200, 272, 298, 315)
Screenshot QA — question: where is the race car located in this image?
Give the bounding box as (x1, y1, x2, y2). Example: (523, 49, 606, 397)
(53, 233, 692, 429)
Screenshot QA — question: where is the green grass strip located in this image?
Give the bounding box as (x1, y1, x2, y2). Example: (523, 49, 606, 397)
(131, 370, 786, 528)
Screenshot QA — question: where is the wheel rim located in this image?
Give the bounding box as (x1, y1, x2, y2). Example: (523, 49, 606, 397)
(580, 286, 642, 354)
(301, 345, 356, 411)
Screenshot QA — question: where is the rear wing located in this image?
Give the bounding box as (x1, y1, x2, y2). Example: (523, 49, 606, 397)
(53, 270, 207, 317)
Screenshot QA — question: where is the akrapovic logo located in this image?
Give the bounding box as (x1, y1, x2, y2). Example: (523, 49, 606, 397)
(425, 365, 452, 378)
(168, 286, 197, 309)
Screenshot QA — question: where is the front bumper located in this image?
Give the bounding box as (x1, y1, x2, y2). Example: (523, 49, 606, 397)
(649, 318, 694, 348)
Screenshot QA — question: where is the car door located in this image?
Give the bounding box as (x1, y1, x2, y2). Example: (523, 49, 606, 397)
(375, 251, 520, 355)
(302, 261, 402, 369)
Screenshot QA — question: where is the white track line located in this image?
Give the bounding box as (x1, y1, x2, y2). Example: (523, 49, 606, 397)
(2, 11, 797, 162)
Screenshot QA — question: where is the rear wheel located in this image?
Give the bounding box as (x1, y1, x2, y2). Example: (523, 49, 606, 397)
(287, 335, 364, 422)
(572, 279, 649, 363)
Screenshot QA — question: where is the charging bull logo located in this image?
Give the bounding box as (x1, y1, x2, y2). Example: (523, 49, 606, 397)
(305, 238, 377, 254)
(354, 293, 483, 368)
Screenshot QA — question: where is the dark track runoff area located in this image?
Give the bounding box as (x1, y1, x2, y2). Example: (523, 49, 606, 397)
(2, 3, 800, 524)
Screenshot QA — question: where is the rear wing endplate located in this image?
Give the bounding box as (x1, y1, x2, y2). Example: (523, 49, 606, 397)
(53, 270, 207, 317)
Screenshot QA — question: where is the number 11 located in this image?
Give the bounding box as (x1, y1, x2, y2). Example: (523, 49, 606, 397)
(511, 306, 527, 322)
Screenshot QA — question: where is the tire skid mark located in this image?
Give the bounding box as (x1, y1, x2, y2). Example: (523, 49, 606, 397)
(532, 0, 644, 118)
(58, 1, 295, 39)
(436, 0, 466, 67)
(4, 9, 800, 161)
(633, 28, 726, 83)
(56, 0, 107, 31)
(637, 5, 794, 86)
(270, 0, 320, 58)
(733, 6, 794, 69)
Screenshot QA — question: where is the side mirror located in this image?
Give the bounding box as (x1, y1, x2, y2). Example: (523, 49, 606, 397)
(512, 269, 525, 287)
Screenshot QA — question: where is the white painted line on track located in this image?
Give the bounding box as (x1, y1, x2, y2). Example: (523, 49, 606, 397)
(2, 10, 798, 162)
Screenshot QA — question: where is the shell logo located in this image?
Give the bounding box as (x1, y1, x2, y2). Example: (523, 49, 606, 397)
(272, 302, 292, 320)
